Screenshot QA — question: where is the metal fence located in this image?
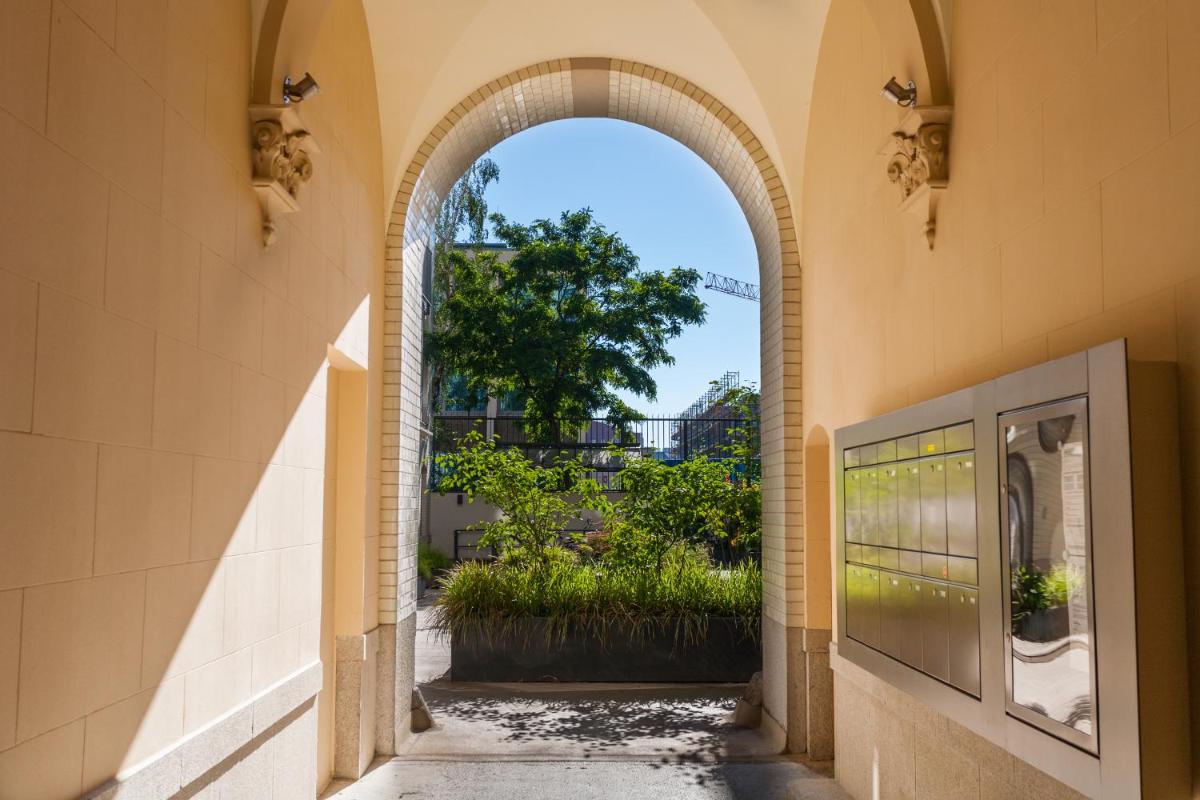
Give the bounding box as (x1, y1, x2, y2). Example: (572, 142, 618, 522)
(432, 414, 754, 461)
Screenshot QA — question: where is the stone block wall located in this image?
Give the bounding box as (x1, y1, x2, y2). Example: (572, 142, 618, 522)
(0, 0, 385, 795)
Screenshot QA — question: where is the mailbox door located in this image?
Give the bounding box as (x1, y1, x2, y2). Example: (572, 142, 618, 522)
(860, 567, 881, 649)
(945, 452, 977, 557)
(846, 564, 863, 642)
(897, 460, 922, 551)
(860, 467, 879, 546)
(844, 469, 861, 543)
(949, 586, 981, 696)
(897, 575, 924, 669)
(878, 464, 899, 548)
(920, 579, 950, 681)
(879, 571, 904, 659)
(920, 456, 948, 553)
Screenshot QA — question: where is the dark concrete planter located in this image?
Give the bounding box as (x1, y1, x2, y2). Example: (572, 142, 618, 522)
(450, 616, 761, 683)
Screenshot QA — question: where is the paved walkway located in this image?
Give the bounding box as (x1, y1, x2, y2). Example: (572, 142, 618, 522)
(322, 594, 848, 800)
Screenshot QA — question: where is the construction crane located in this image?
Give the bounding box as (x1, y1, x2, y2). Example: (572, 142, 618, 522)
(704, 272, 760, 302)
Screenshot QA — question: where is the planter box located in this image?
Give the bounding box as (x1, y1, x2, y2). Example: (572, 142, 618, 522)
(450, 616, 761, 683)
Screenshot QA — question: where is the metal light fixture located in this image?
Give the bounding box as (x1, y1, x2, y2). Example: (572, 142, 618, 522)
(881, 77, 917, 107)
(283, 73, 320, 104)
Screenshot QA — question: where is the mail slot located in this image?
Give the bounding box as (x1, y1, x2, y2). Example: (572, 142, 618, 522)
(949, 586, 980, 696)
(897, 460, 922, 550)
(844, 468, 861, 543)
(945, 452, 977, 557)
(920, 579, 950, 681)
(920, 456, 947, 553)
(877, 464, 899, 547)
(860, 466, 879, 545)
(847, 565, 881, 648)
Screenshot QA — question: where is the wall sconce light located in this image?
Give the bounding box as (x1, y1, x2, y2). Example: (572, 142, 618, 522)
(881, 77, 917, 107)
(283, 73, 320, 104)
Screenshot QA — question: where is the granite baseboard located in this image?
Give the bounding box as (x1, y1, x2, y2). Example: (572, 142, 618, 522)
(81, 662, 322, 800)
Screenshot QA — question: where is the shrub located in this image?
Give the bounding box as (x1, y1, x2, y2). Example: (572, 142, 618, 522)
(433, 555, 762, 646)
(432, 431, 604, 570)
(418, 543, 452, 583)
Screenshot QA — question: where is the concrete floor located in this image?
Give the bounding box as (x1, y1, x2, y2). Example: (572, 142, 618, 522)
(322, 595, 849, 800)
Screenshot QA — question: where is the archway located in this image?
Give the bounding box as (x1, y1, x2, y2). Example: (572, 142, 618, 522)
(376, 58, 805, 750)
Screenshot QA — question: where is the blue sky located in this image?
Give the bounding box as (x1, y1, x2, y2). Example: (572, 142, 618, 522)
(472, 118, 760, 417)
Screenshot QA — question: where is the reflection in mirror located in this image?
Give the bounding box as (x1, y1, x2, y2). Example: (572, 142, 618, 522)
(1002, 399, 1094, 746)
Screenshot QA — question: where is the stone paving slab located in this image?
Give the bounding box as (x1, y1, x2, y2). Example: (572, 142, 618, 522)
(405, 681, 782, 760)
(322, 758, 850, 800)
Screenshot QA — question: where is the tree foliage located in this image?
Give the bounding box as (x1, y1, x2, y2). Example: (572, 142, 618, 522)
(427, 209, 707, 439)
(432, 432, 605, 571)
(428, 158, 501, 413)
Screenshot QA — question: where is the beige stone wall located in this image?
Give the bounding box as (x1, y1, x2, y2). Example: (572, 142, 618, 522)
(803, 0, 1200, 796)
(0, 0, 384, 795)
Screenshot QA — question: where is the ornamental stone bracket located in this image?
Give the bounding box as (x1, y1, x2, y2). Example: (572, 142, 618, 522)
(249, 104, 321, 248)
(882, 106, 951, 250)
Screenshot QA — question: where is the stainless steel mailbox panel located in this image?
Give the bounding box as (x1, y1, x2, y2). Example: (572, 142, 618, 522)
(846, 543, 863, 564)
(864, 568, 881, 648)
(844, 447, 860, 468)
(861, 545, 880, 566)
(897, 460, 922, 550)
(899, 575, 925, 668)
(946, 451, 977, 557)
(844, 469, 861, 543)
(846, 564, 865, 642)
(847, 565, 880, 649)
(860, 466, 879, 545)
(878, 546, 900, 571)
(897, 434, 919, 460)
(898, 549, 923, 575)
(920, 456, 948, 553)
(879, 571, 904, 660)
(860, 443, 878, 466)
(945, 422, 974, 452)
(921, 579, 951, 681)
(918, 428, 945, 455)
(876, 439, 897, 463)
(949, 586, 981, 696)
(878, 463, 899, 547)
(947, 556, 978, 586)
(922, 552, 949, 581)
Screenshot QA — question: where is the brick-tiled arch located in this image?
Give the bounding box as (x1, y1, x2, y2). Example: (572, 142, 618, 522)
(377, 59, 804, 737)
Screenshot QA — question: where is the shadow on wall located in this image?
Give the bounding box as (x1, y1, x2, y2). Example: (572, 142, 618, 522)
(74, 290, 372, 796)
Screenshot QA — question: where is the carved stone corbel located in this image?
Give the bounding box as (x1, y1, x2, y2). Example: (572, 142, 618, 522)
(882, 106, 951, 249)
(249, 105, 321, 248)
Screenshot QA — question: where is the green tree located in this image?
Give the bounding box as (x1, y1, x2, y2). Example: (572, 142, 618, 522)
(428, 208, 707, 439)
(428, 158, 501, 413)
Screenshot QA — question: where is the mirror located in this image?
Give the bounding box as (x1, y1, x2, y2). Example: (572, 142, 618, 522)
(999, 397, 1096, 752)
